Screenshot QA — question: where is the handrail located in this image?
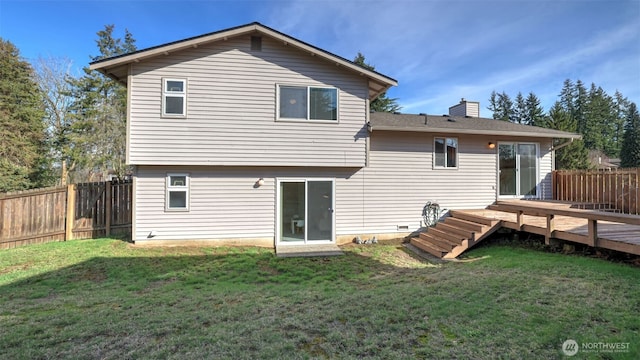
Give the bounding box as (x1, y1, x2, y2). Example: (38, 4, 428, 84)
(495, 201, 640, 225)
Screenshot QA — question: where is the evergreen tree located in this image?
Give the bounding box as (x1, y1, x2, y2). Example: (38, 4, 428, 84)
(488, 91, 499, 117)
(544, 102, 589, 169)
(584, 83, 617, 155)
(573, 80, 588, 134)
(353, 52, 400, 113)
(611, 91, 630, 157)
(525, 92, 545, 126)
(557, 79, 624, 157)
(558, 79, 575, 114)
(513, 92, 527, 124)
(487, 91, 514, 121)
(65, 25, 136, 182)
(620, 102, 640, 167)
(558, 79, 589, 134)
(490, 80, 630, 163)
(0, 39, 50, 192)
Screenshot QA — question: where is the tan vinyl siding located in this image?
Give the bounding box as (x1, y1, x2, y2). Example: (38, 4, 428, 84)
(539, 139, 553, 199)
(135, 167, 275, 241)
(360, 132, 498, 233)
(128, 36, 367, 167)
(134, 166, 365, 242)
(358, 133, 554, 234)
(448, 101, 480, 117)
(133, 135, 554, 243)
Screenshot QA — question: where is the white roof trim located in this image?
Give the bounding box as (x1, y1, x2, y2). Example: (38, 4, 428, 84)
(89, 23, 397, 96)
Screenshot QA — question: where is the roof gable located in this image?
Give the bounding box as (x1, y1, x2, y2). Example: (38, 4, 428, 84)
(89, 22, 397, 100)
(369, 112, 581, 139)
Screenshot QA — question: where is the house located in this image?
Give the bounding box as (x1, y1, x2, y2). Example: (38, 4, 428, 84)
(90, 22, 580, 248)
(588, 150, 620, 170)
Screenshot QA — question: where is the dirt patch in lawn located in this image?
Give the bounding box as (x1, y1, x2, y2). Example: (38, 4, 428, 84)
(0, 262, 34, 276)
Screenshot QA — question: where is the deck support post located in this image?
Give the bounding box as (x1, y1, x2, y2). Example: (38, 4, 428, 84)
(517, 210, 524, 229)
(588, 219, 598, 247)
(545, 214, 555, 245)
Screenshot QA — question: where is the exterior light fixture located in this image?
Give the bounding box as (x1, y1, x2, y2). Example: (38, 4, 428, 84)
(257, 178, 265, 187)
(488, 142, 496, 149)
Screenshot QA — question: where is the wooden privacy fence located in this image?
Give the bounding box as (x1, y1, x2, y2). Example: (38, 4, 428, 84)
(0, 180, 132, 249)
(553, 168, 639, 215)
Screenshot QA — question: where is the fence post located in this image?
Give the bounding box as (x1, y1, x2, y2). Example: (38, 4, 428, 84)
(65, 184, 76, 241)
(635, 167, 640, 215)
(105, 180, 112, 237)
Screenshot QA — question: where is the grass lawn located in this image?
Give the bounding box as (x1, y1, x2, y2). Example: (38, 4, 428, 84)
(0, 239, 638, 359)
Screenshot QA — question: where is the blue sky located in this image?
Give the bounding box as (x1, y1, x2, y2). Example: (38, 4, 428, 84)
(1, 0, 638, 116)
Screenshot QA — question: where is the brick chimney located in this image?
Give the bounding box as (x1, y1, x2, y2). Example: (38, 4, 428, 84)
(449, 98, 480, 117)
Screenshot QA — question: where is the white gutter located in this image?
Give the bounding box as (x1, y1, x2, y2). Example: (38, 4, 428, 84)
(549, 138, 575, 151)
(371, 125, 581, 139)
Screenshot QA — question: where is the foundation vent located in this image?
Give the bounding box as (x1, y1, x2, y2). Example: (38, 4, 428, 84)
(251, 36, 262, 51)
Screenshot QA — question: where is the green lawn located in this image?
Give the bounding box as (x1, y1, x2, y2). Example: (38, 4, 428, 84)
(0, 239, 638, 359)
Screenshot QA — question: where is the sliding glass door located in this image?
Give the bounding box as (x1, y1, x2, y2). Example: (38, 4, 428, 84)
(498, 143, 539, 198)
(278, 179, 335, 244)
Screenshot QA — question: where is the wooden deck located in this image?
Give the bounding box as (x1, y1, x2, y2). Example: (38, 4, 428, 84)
(460, 200, 640, 256)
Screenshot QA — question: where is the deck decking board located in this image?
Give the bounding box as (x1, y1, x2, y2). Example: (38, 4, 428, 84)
(460, 200, 640, 256)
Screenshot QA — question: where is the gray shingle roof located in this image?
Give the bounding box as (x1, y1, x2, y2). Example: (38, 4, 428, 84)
(369, 112, 581, 139)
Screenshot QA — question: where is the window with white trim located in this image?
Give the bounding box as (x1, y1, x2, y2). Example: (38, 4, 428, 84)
(166, 173, 189, 211)
(162, 78, 186, 117)
(278, 85, 338, 121)
(434, 137, 458, 168)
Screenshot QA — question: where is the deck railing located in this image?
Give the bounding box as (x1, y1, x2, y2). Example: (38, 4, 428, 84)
(492, 200, 640, 255)
(553, 168, 639, 215)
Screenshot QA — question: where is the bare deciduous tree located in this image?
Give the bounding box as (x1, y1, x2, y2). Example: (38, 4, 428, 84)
(33, 56, 76, 183)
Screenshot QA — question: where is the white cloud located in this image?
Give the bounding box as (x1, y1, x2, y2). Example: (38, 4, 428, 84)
(400, 17, 640, 113)
(265, 0, 639, 113)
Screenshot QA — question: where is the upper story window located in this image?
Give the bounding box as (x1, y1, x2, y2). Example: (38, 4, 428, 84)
(278, 85, 338, 121)
(434, 137, 458, 169)
(163, 78, 186, 117)
(166, 173, 189, 211)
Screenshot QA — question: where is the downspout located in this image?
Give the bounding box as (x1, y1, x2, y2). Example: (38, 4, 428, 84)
(364, 99, 370, 235)
(365, 98, 370, 167)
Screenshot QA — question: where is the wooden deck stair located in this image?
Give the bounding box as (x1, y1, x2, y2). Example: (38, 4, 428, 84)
(410, 210, 502, 259)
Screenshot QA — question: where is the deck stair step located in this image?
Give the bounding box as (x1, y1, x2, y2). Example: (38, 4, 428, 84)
(409, 210, 503, 260)
(444, 217, 485, 232)
(419, 232, 458, 250)
(410, 236, 449, 258)
(449, 210, 499, 226)
(488, 203, 541, 214)
(427, 227, 465, 245)
(434, 222, 475, 240)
